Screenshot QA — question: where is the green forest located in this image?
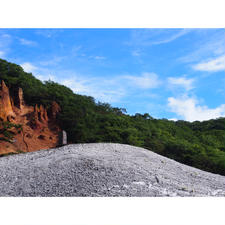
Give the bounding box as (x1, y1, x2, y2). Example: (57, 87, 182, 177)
(1, 58, 225, 175)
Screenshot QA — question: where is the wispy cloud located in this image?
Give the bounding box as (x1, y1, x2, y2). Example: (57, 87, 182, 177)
(61, 78, 90, 93)
(150, 29, 190, 45)
(168, 118, 178, 121)
(128, 29, 191, 46)
(124, 72, 161, 89)
(35, 29, 63, 38)
(168, 76, 195, 91)
(36, 74, 56, 82)
(192, 55, 225, 72)
(60, 75, 126, 103)
(131, 49, 141, 57)
(179, 29, 225, 64)
(17, 63, 127, 103)
(39, 56, 65, 66)
(19, 38, 37, 46)
(168, 95, 225, 122)
(71, 45, 106, 61)
(71, 45, 82, 56)
(0, 50, 5, 57)
(27, 69, 161, 104)
(0, 33, 12, 57)
(0, 33, 11, 40)
(20, 61, 59, 83)
(90, 56, 106, 60)
(59, 72, 161, 103)
(20, 62, 37, 73)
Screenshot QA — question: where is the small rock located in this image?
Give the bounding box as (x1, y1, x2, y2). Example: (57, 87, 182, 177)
(155, 175, 160, 183)
(132, 181, 146, 186)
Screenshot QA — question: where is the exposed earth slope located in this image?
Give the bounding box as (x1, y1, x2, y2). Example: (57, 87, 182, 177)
(0, 80, 61, 155)
(0, 143, 224, 197)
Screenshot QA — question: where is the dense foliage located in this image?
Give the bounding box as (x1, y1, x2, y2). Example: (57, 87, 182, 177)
(1, 58, 225, 175)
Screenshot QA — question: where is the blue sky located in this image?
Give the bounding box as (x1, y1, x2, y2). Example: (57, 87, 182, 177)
(0, 28, 224, 121)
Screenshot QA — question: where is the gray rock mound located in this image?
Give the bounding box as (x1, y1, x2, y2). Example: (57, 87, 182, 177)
(0, 143, 224, 196)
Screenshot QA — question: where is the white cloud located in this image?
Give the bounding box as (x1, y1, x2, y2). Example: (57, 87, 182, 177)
(179, 30, 225, 63)
(168, 96, 225, 122)
(192, 55, 225, 72)
(124, 72, 161, 89)
(168, 118, 178, 121)
(20, 62, 58, 82)
(151, 29, 190, 45)
(128, 29, 190, 46)
(36, 74, 56, 82)
(21, 62, 37, 73)
(168, 76, 195, 91)
(0, 33, 11, 56)
(92, 56, 106, 60)
(131, 49, 141, 57)
(39, 56, 65, 66)
(49, 71, 161, 104)
(18, 64, 161, 104)
(61, 78, 90, 94)
(35, 29, 62, 38)
(19, 38, 37, 46)
(0, 50, 5, 57)
(60, 77, 126, 103)
(1, 34, 10, 38)
(71, 45, 82, 56)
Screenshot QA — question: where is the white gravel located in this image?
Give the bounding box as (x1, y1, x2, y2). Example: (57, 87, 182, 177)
(0, 143, 224, 196)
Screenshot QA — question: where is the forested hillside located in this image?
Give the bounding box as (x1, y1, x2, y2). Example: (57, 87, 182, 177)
(0, 58, 225, 175)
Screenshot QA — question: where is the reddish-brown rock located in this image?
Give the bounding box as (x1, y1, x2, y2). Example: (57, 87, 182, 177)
(51, 101, 61, 120)
(44, 108, 48, 122)
(0, 80, 16, 121)
(18, 87, 25, 110)
(32, 104, 42, 129)
(0, 81, 62, 155)
(39, 105, 46, 122)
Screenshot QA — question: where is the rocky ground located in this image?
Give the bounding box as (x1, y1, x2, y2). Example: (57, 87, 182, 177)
(0, 143, 224, 196)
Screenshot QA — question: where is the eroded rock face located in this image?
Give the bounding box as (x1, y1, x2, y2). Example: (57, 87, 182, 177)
(0, 81, 61, 155)
(18, 88, 25, 110)
(0, 80, 16, 121)
(51, 101, 61, 120)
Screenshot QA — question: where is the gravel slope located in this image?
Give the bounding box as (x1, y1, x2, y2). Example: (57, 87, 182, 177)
(0, 143, 224, 196)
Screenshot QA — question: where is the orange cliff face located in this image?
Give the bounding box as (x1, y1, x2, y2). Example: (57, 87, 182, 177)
(0, 80, 16, 121)
(0, 80, 62, 155)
